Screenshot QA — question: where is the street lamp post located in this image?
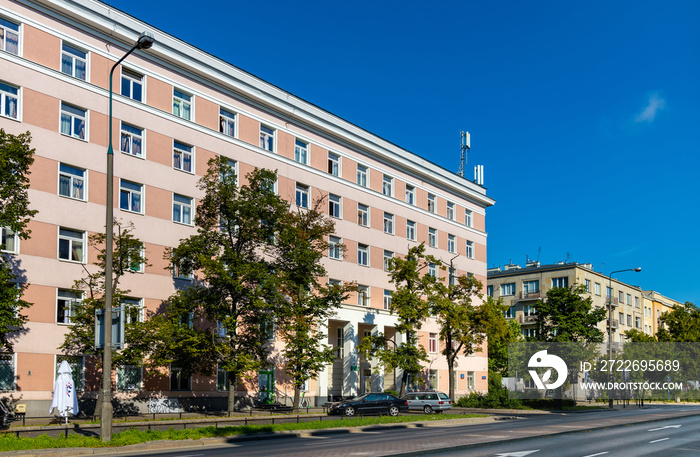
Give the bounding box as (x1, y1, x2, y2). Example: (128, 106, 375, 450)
(607, 267, 641, 409)
(102, 32, 154, 443)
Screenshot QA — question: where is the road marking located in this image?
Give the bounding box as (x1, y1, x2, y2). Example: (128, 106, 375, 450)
(495, 451, 539, 457)
(649, 438, 670, 444)
(581, 453, 608, 457)
(175, 455, 204, 457)
(648, 425, 682, 431)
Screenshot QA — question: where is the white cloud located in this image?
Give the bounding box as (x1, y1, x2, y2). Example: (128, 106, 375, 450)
(635, 92, 665, 123)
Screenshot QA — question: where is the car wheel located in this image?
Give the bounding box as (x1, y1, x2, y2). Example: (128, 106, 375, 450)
(344, 406, 355, 417)
(423, 404, 433, 414)
(388, 405, 400, 417)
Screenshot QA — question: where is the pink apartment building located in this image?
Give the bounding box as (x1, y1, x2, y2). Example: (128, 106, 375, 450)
(0, 0, 495, 415)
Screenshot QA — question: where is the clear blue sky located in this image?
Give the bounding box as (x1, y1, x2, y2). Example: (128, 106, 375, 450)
(105, 0, 700, 304)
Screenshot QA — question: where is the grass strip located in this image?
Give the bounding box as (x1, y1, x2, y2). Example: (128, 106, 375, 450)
(0, 413, 487, 451)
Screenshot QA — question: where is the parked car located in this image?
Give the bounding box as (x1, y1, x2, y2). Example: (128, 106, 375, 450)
(401, 391, 452, 414)
(0, 400, 12, 428)
(328, 393, 408, 417)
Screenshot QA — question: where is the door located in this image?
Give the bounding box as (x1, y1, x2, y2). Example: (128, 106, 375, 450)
(258, 370, 274, 404)
(363, 369, 372, 394)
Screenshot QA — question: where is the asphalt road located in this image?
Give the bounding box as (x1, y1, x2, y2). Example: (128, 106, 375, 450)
(104, 405, 700, 457)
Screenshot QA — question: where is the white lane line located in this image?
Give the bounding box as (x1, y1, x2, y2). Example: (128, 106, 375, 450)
(581, 453, 608, 457)
(649, 438, 670, 444)
(175, 455, 204, 457)
(648, 425, 681, 431)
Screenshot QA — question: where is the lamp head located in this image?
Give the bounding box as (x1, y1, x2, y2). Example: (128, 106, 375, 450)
(633, 267, 642, 272)
(136, 32, 155, 50)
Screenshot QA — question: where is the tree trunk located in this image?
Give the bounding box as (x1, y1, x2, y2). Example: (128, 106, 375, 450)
(448, 354, 455, 402)
(399, 370, 409, 397)
(227, 372, 236, 412)
(292, 385, 300, 412)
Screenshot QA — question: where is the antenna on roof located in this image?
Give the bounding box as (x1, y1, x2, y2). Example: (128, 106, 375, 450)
(458, 131, 470, 178)
(536, 247, 541, 262)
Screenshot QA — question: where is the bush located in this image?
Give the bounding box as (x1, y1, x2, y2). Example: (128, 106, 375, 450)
(384, 390, 400, 398)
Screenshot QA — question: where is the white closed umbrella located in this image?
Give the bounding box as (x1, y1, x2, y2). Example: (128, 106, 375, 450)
(49, 360, 79, 423)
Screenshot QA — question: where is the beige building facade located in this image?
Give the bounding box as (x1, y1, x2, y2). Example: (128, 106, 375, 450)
(0, 0, 494, 415)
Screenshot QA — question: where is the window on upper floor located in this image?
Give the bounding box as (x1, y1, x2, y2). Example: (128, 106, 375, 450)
(61, 43, 87, 80)
(58, 228, 85, 263)
(121, 68, 143, 102)
(57, 289, 81, 325)
(428, 227, 437, 248)
(466, 240, 474, 259)
(259, 124, 274, 152)
(487, 285, 493, 297)
(464, 210, 474, 228)
(294, 139, 308, 164)
(329, 235, 342, 260)
(60, 102, 86, 140)
(356, 164, 368, 187)
(427, 194, 436, 213)
(1, 227, 17, 253)
(119, 180, 143, 214)
(383, 212, 394, 234)
(405, 185, 415, 205)
(58, 163, 86, 201)
(501, 283, 515, 296)
(429, 333, 437, 353)
(595, 283, 601, 295)
(627, 294, 632, 305)
(216, 108, 236, 138)
(173, 194, 193, 225)
(448, 267, 457, 286)
(584, 279, 591, 292)
(619, 291, 624, 303)
(329, 194, 341, 218)
(295, 183, 309, 209)
(446, 202, 455, 220)
(428, 262, 436, 278)
(173, 89, 191, 120)
(523, 280, 539, 294)
(552, 277, 569, 288)
(447, 234, 456, 253)
(173, 141, 193, 173)
(383, 290, 392, 310)
(357, 244, 369, 266)
(635, 296, 639, 308)
(382, 175, 393, 197)
(172, 256, 193, 280)
(123, 298, 144, 324)
(406, 220, 416, 241)
(504, 305, 515, 318)
(357, 203, 369, 227)
(327, 152, 340, 176)
(120, 123, 144, 158)
(383, 250, 394, 271)
(0, 81, 19, 120)
(0, 17, 20, 55)
(357, 285, 370, 307)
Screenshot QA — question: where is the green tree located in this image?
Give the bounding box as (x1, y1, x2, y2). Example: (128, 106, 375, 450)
(656, 302, 700, 342)
(479, 297, 521, 376)
(160, 158, 290, 411)
(0, 130, 37, 352)
(275, 200, 353, 411)
(359, 244, 433, 397)
(59, 221, 148, 415)
(534, 285, 607, 342)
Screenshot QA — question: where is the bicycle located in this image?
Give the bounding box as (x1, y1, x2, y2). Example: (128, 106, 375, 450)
(300, 391, 309, 409)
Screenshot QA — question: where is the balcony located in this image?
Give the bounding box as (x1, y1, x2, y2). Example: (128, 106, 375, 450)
(518, 314, 538, 324)
(606, 319, 619, 329)
(519, 290, 541, 300)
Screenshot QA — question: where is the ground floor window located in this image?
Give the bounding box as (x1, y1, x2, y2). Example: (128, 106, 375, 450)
(217, 364, 229, 391)
(117, 365, 142, 391)
(56, 355, 84, 391)
(170, 364, 191, 391)
(467, 371, 475, 390)
(0, 354, 14, 391)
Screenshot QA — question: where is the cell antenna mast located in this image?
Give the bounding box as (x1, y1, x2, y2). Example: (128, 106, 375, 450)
(458, 131, 470, 177)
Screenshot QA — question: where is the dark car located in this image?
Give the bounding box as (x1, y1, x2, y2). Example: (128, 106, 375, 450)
(328, 393, 408, 417)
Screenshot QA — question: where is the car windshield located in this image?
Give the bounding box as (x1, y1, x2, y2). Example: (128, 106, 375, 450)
(348, 394, 369, 402)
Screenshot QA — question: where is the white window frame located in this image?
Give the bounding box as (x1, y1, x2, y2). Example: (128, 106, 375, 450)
(356, 164, 368, 187)
(294, 138, 308, 164)
(60, 102, 87, 140)
(466, 240, 474, 259)
(523, 280, 539, 294)
(173, 141, 193, 173)
(219, 108, 236, 137)
(429, 333, 437, 353)
(405, 185, 415, 205)
(446, 202, 455, 220)
(428, 262, 436, 277)
(383, 290, 392, 310)
(383, 250, 394, 271)
(329, 235, 342, 260)
(58, 227, 85, 263)
(553, 277, 569, 288)
(173, 88, 192, 120)
(295, 183, 309, 209)
(58, 163, 86, 201)
(260, 125, 275, 152)
(406, 220, 416, 241)
(120, 122, 144, 158)
(465, 209, 473, 227)
(327, 152, 340, 176)
(329, 194, 341, 218)
(595, 283, 601, 295)
(357, 285, 370, 307)
(56, 289, 81, 325)
(0, 17, 20, 55)
(427, 194, 436, 213)
(1, 227, 18, 253)
(119, 179, 143, 214)
(447, 234, 456, 253)
(428, 227, 437, 248)
(501, 283, 515, 296)
(382, 175, 393, 197)
(61, 42, 87, 80)
(0, 81, 19, 120)
(357, 203, 369, 227)
(120, 68, 143, 102)
(383, 212, 394, 234)
(357, 244, 369, 267)
(173, 194, 193, 225)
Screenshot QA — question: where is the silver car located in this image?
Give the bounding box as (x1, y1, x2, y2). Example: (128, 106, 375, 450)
(401, 391, 452, 414)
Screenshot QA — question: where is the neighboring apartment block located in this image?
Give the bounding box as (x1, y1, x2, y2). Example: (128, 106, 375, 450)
(0, 0, 494, 414)
(487, 261, 653, 349)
